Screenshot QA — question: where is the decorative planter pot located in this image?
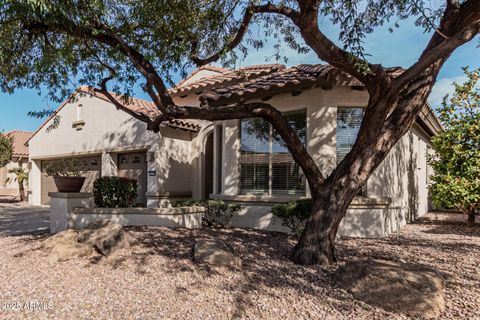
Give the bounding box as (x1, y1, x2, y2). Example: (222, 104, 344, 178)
(53, 176, 86, 193)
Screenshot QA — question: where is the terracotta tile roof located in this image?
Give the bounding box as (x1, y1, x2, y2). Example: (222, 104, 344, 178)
(198, 64, 407, 106)
(198, 64, 355, 106)
(171, 64, 286, 96)
(5, 131, 33, 157)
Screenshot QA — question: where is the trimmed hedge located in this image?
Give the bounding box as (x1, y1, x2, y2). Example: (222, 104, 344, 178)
(173, 199, 241, 227)
(93, 176, 138, 208)
(272, 199, 312, 236)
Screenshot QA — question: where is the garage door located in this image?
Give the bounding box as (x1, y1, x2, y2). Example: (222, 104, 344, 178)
(40, 155, 102, 205)
(117, 152, 147, 206)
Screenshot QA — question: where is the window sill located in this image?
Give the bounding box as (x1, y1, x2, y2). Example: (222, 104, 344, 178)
(211, 193, 308, 204)
(210, 194, 391, 208)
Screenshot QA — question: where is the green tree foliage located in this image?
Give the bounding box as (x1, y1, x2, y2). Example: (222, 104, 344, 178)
(0, 133, 13, 168)
(0, 0, 464, 102)
(428, 67, 480, 224)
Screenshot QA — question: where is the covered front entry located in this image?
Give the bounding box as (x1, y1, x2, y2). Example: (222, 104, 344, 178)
(40, 155, 101, 205)
(117, 151, 147, 206)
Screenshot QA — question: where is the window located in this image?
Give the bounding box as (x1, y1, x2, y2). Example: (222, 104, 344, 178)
(239, 111, 306, 195)
(336, 107, 364, 165)
(132, 156, 141, 164)
(337, 107, 367, 196)
(120, 156, 128, 164)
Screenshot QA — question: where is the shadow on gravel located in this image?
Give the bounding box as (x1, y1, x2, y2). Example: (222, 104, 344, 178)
(0, 198, 22, 204)
(120, 226, 363, 318)
(412, 214, 480, 237)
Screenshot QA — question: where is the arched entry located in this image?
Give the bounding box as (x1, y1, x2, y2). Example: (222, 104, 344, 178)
(203, 132, 214, 199)
(193, 123, 214, 200)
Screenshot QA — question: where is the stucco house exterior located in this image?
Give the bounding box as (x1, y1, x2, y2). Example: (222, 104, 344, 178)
(0, 130, 32, 196)
(27, 64, 441, 237)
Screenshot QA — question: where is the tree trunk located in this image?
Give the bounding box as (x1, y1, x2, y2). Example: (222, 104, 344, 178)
(292, 183, 356, 265)
(467, 211, 476, 226)
(18, 181, 25, 202)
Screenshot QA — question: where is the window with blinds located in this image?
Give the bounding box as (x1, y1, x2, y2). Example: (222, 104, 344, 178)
(336, 107, 364, 165)
(239, 111, 306, 195)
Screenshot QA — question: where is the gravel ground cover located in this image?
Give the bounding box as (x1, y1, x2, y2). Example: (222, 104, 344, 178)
(0, 212, 478, 319)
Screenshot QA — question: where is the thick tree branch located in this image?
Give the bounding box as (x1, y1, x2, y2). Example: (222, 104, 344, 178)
(93, 80, 153, 127)
(23, 20, 174, 114)
(190, 2, 300, 67)
(395, 0, 480, 90)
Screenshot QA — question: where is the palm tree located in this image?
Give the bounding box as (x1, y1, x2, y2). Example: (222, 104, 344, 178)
(6, 167, 28, 201)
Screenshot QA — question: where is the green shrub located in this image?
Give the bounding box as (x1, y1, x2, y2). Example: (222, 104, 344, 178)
(93, 176, 138, 208)
(173, 199, 241, 227)
(272, 199, 312, 236)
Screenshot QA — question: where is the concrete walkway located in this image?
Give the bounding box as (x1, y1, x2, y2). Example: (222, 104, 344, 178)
(0, 201, 49, 235)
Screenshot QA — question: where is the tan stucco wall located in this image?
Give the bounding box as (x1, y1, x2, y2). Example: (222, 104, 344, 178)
(28, 93, 202, 206)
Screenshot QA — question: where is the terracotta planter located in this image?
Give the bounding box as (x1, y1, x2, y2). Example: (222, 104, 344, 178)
(53, 176, 86, 193)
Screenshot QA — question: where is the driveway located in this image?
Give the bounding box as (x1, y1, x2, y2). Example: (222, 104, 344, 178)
(0, 200, 49, 235)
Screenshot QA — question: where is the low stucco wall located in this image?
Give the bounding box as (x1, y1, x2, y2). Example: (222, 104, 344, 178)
(71, 207, 204, 230)
(213, 195, 394, 237)
(230, 203, 291, 233)
(49, 192, 204, 233)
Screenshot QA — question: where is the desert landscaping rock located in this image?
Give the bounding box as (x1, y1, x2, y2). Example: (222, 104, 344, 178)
(77, 220, 136, 255)
(41, 229, 94, 262)
(334, 258, 445, 319)
(41, 220, 135, 261)
(1, 212, 479, 319)
(194, 239, 242, 268)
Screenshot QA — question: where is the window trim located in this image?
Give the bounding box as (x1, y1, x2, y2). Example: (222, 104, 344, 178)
(238, 109, 307, 196)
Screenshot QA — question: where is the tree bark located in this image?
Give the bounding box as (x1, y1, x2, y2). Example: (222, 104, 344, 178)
(467, 211, 476, 226)
(18, 180, 25, 202)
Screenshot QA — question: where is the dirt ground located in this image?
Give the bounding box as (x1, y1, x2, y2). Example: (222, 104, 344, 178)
(0, 212, 478, 319)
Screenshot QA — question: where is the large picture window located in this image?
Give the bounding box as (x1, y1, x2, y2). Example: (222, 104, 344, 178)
(336, 107, 364, 165)
(239, 111, 306, 195)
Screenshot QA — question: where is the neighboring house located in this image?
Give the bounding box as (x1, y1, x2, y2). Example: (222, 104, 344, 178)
(28, 64, 441, 237)
(0, 131, 33, 196)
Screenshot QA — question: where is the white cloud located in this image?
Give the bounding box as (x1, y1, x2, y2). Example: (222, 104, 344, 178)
(428, 75, 467, 108)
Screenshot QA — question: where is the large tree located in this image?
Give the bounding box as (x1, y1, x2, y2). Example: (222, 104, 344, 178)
(0, 0, 479, 265)
(428, 67, 480, 225)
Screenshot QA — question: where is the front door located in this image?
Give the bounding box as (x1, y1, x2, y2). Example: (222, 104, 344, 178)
(117, 152, 147, 206)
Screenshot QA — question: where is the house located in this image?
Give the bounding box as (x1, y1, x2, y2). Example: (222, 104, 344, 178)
(28, 64, 441, 237)
(0, 131, 33, 196)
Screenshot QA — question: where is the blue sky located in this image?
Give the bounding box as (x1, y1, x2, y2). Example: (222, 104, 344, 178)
(0, 15, 478, 132)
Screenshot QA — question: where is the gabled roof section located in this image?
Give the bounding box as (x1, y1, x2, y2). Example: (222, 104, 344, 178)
(28, 87, 202, 144)
(176, 65, 231, 87)
(171, 64, 286, 96)
(5, 130, 33, 157)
